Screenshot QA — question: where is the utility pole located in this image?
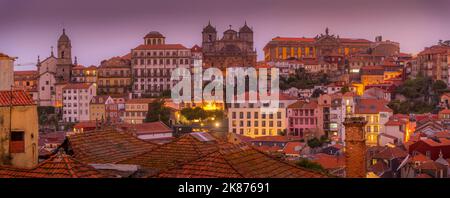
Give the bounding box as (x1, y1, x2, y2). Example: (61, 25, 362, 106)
(9, 85, 13, 138)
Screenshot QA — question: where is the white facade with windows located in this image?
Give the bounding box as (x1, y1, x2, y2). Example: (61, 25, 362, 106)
(62, 83, 97, 123)
(131, 31, 192, 97)
(227, 95, 296, 138)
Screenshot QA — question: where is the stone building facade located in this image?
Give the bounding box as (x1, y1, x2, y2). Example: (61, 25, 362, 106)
(263, 28, 400, 72)
(202, 22, 257, 70)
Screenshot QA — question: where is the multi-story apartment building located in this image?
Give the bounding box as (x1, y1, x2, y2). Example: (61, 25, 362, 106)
(62, 83, 97, 123)
(287, 100, 319, 139)
(354, 98, 393, 146)
(131, 31, 192, 98)
(89, 95, 115, 122)
(227, 93, 297, 138)
(97, 56, 132, 96)
(71, 65, 97, 83)
(415, 43, 450, 84)
(124, 98, 155, 124)
(360, 66, 385, 87)
(13, 70, 37, 92)
(0, 90, 39, 168)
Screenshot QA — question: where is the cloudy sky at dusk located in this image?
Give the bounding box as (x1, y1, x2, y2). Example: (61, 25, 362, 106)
(1, 0, 449, 70)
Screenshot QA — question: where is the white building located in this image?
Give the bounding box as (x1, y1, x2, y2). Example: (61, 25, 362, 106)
(267, 60, 302, 78)
(36, 71, 56, 106)
(62, 83, 97, 123)
(131, 31, 192, 98)
(227, 92, 297, 138)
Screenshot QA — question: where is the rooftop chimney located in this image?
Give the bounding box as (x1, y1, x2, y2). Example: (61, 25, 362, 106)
(343, 117, 367, 178)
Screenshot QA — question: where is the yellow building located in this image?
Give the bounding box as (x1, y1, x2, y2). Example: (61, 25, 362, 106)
(71, 65, 97, 83)
(0, 90, 39, 168)
(124, 98, 155, 124)
(360, 66, 385, 87)
(89, 95, 114, 121)
(354, 99, 393, 146)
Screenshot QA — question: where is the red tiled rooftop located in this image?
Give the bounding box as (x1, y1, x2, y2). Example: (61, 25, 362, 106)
(271, 37, 315, 42)
(0, 90, 35, 107)
(355, 99, 393, 114)
(14, 70, 38, 76)
(251, 135, 301, 142)
(63, 83, 94, 90)
(283, 142, 305, 155)
(119, 133, 219, 172)
(0, 151, 106, 178)
(125, 98, 156, 104)
(68, 129, 158, 164)
(373, 147, 408, 160)
(418, 160, 447, 170)
(119, 121, 173, 135)
(157, 143, 329, 178)
(133, 44, 187, 50)
(311, 153, 345, 170)
(288, 100, 318, 109)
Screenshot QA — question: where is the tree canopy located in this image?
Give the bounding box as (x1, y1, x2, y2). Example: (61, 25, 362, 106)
(145, 99, 171, 125)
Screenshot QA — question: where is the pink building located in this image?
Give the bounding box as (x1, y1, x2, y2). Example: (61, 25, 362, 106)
(287, 100, 319, 139)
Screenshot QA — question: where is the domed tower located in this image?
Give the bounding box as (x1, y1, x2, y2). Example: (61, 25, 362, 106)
(202, 21, 217, 53)
(239, 21, 253, 42)
(56, 29, 73, 83)
(144, 31, 165, 45)
(239, 21, 254, 52)
(57, 28, 72, 65)
(223, 25, 238, 40)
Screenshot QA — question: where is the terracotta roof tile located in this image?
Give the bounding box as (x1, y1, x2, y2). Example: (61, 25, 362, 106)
(118, 121, 173, 135)
(0, 151, 106, 178)
(68, 129, 158, 164)
(311, 153, 345, 170)
(373, 147, 408, 160)
(418, 160, 447, 170)
(63, 83, 94, 90)
(355, 99, 392, 114)
(288, 100, 318, 109)
(0, 90, 35, 106)
(119, 133, 219, 172)
(251, 135, 301, 142)
(157, 143, 329, 178)
(125, 98, 156, 104)
(282, 142, 305, 155)
(133, 44, 187, 50)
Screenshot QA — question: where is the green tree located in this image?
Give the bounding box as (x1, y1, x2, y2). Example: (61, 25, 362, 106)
(296, 158, 325, 172)
(340, 86, 350, 94)
(311, 89, 325, 98)
(307, 138, 322, 148)
(145, 99, 171, 125)
(180, 107, 207, 121)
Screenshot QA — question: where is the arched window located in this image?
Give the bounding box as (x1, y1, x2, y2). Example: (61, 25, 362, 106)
(61, 51, 65, 58)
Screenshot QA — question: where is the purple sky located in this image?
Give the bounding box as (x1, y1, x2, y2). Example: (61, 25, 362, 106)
(1, 0, 449, 71)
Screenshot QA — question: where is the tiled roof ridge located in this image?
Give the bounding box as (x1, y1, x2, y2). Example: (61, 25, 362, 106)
(206, 148, 245, 178)
(252, 144, 331, 177)
(230, 142, 331, 177)
(117, 133, 198, 164)
(69, 129, 158, 163)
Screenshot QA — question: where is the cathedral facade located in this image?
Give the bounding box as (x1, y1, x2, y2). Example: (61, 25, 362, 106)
(201, 22, 257, 69)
